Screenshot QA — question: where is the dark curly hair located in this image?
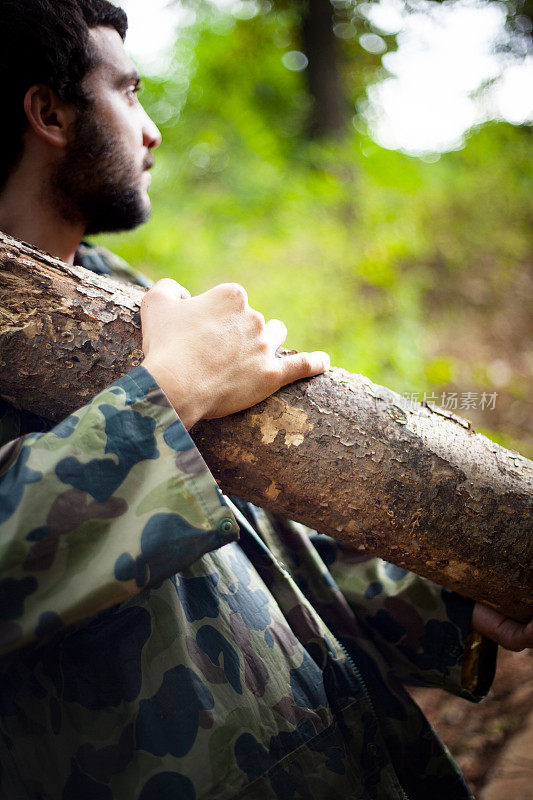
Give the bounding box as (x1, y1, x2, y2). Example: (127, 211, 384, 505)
(0, 0, 128, 189)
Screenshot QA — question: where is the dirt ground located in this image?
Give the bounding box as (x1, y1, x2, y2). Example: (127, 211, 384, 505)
(409, 647, 533, 797)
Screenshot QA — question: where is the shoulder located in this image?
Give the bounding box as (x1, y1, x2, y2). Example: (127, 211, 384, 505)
(75, 242, 154, 289)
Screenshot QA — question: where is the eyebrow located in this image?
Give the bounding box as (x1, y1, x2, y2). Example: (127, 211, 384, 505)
(115, 70, 141, 89)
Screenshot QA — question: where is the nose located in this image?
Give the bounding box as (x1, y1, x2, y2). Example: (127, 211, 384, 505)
(142, 108, 162, 151)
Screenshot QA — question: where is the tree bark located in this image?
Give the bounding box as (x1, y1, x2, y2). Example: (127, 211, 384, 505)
(0, 231, 532, 621)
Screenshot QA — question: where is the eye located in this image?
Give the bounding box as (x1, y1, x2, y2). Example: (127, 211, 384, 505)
(126, 83, 142, 103)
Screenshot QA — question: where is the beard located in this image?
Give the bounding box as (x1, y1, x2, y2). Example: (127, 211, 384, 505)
(50, 107, 152, 235)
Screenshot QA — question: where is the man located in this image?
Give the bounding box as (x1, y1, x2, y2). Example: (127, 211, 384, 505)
(0, 2, 531, 799)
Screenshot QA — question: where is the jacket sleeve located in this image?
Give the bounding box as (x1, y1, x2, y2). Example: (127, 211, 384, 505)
(310, 534, 497, 700)
(0, 366, 239, 657)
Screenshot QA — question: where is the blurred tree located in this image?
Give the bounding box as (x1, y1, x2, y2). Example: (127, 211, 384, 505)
(259, 0, 392, 139)
(172, 0, 391, 139)
(301, 0, 346, 137)
(101, 0, 532, 456)
(172, 0, 531, 140)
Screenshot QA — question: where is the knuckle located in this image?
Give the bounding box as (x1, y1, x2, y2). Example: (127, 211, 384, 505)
(298, 355, 312, 374)
(146, 278, 173, 301)
(251, 310, 265, 331)
(258, 339, 270, 357)
(223, 282, 247, 306)
(155, 277, 176, 292)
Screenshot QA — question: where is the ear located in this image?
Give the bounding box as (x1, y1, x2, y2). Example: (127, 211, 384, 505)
(23, 85, 75, 149)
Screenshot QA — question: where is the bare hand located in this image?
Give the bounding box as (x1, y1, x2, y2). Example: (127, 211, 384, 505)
(141, 279, 330, 429)
(472, 602, 533, 652)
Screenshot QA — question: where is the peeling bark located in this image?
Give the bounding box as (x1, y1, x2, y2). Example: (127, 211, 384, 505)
(1, 232, 532, 621)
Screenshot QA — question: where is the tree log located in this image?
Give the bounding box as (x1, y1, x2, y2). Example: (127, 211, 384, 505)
(0, 231, 532, 621)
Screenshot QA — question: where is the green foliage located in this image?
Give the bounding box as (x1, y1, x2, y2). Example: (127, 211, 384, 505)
(98, 7, 532, 450)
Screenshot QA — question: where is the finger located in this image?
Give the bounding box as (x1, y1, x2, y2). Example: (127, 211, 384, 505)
(472, 603, 532, 652)
(249, 310, 266, 333)
(204, 282, 248, 309)
(152, 278, 191, 301)
(492, 616, 530, 651)
(278, 351, 330, 385)
(264, 318, 287, 348)
(519, 618, 533, 649)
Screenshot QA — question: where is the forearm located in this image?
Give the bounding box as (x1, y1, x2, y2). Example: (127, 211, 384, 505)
(0, 366, 238, 656)
(323, 545, 498, 698)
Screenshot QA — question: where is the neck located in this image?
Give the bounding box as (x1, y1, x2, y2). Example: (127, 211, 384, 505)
(0, 164, 85, 265)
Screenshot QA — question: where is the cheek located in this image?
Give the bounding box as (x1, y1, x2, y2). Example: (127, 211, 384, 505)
(101, 98, 143, 146)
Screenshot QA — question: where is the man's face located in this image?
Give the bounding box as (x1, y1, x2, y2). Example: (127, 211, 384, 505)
(51, 26, 161, 235)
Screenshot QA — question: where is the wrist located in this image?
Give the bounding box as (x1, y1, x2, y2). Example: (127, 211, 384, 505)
(141, 357, 203, 430)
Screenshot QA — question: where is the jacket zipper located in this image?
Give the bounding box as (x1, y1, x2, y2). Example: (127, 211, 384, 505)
(337, 641, 411, 800)
(226, 498, 411, 800)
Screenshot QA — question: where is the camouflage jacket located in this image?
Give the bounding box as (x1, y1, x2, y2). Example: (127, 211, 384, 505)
(0, 244, 497, 800)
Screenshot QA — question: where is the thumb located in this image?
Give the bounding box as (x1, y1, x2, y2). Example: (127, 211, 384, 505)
(278, 351, 330, 386)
